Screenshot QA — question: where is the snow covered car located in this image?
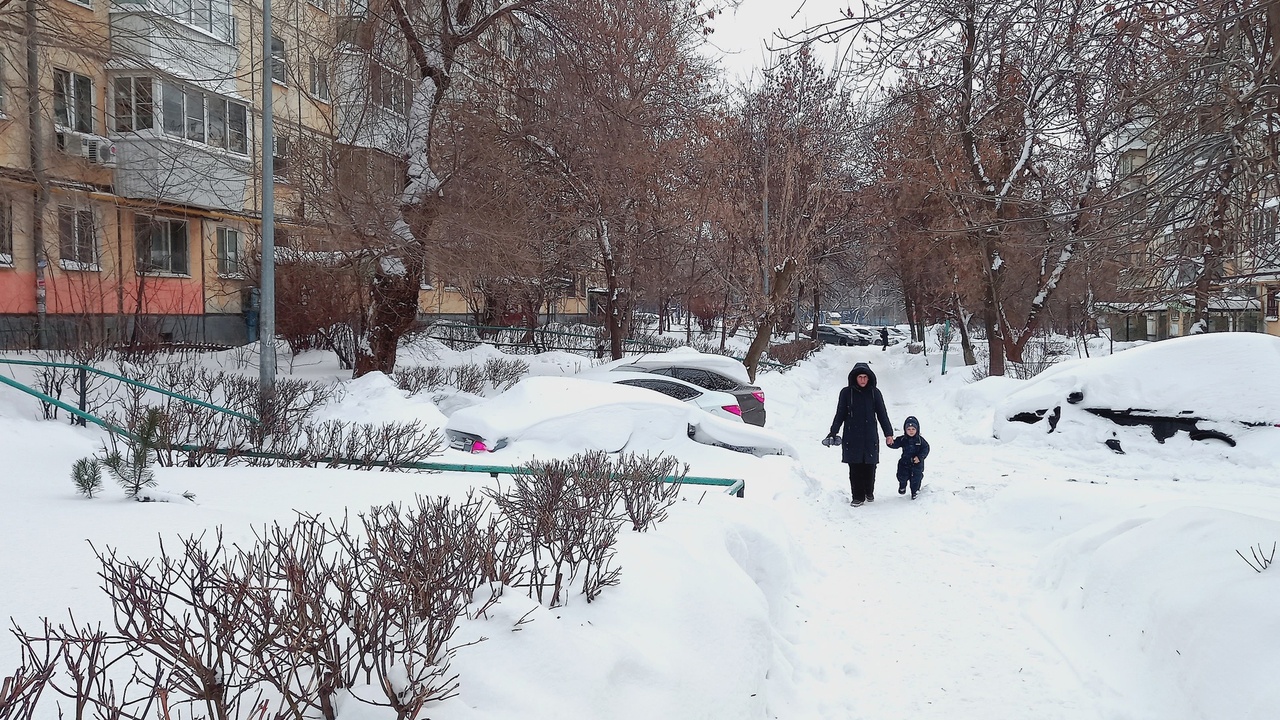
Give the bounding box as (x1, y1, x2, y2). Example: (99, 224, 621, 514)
(444, 377, 796, 458)
(600, 348, 768, 427)
(993, 333, 1280, 451)
(574, 370, 745, 422)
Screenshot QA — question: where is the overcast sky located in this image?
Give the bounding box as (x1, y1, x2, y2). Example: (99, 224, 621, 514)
(704, 0, 850, 86)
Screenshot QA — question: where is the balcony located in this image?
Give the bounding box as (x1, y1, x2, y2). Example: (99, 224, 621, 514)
(109, 2, 238, 96)
(113, 130, 248, 211)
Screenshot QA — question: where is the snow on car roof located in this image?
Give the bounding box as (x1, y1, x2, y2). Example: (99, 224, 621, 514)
(998, 333, 1280, 423)
(609, 347, 754, 384)
(448, 376, 691, 440)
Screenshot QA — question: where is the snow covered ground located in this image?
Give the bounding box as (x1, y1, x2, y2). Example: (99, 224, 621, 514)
(2, 332, 1278, 719)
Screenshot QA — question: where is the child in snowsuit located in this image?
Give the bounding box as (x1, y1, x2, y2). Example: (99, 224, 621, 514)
(890, 416, 930, 499)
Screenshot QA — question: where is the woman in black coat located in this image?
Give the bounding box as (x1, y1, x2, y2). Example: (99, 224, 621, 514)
(826, 362, 894, 506)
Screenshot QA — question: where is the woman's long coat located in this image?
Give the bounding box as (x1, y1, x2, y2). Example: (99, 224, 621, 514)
(829, 362, 893, 464)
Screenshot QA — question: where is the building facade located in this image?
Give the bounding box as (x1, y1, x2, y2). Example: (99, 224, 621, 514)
(0, 0, 585, 351)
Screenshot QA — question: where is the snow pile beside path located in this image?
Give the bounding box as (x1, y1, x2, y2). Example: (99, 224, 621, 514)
(438, 497, 797, 720)
(1001, 333, 1280, 424)
(313, 371, 448, 429)
(1032, 506, 1280, 720)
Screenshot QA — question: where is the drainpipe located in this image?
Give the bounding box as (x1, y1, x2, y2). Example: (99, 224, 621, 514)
(26, 0, 49, 349)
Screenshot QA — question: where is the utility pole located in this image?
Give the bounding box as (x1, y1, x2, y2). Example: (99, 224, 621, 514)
(259, 0, 277, 417)
(26, 0, 49, 350)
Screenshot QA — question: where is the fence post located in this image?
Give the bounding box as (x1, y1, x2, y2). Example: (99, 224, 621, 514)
(76, 366, 88, 426)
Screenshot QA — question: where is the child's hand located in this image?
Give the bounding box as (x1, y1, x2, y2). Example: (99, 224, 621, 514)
(913, 457, 920, 464)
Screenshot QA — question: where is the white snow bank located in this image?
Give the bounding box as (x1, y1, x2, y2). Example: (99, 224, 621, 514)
(437, 497, 797, 719)
(999, 333, 1280, 423)
(1032, 506, 1280, 720)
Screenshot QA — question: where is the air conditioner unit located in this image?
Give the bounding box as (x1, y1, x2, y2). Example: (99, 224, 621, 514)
(84, 136, 118, 167)
(54, 130, 117, 167)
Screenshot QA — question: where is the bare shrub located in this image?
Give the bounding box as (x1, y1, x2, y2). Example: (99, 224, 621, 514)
(616, 453, 687, 532)
(0, 633, 58, 720)
(487, 451, 625, 606)
(906, 341, 925, 354)
(395, 365, 448, 396)
(1237, 542, 1276, 573)
(1007, 334, 1070, 380)
(968, 364, 991, 383)
(483, 357, 529, 392)
(448, 364, 488, 395)
(767, 338, 819, 366)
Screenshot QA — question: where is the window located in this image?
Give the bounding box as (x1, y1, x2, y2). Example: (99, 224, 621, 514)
(158, 81, 248, 154)
(0, 195, 12, 265)
(176, 0, 233, 40)
(1268, 288, 1278, 318)
(272, 134, 291, 179)
(309, 58, 330, 100)
(271, 36, 287, 84)
(135, 215, 189, 275)
(54, 69, 94, 133)
(216, 227, 241, 276)
(57, 206, 96, 269)
(0, 66, 7, 116)
(308, 0, 330, 11)
(371, 62, 411, 115)
(113, 76, 154, 132)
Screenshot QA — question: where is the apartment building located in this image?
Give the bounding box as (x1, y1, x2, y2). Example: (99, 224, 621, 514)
(1096, 129, 1270, 341)
(1, 0, 585, 351)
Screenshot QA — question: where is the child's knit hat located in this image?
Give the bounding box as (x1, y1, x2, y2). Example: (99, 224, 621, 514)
(904, 416, 920, 431)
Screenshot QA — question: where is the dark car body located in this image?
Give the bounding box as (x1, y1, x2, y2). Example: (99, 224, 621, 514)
(815, 326, 870, 346)
(613, 362, 768, 427)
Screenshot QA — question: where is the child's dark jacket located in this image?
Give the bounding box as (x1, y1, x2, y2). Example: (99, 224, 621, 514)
(890, 416, 930, 482)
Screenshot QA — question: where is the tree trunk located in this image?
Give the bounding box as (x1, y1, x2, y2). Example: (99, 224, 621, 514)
(743, 258, 797, 382)
(354, 255, 424, 376)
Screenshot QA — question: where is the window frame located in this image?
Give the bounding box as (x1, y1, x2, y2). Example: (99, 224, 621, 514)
(271, 36, 288, 84)
(0, 194, 13, 266)
(370, 61, 412, 116)
(216, 226, 242, 277)
(309, 57, 330, 101)
(57, 205, 98, 271)
(155, 79, 249, 155)
(112, 75, 154, 133)
(54, 68, 95, 133)
(135, 214, 190, 276)
(173, 0, 234, 42)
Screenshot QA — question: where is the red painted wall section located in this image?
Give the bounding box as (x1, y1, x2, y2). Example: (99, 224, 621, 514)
(0, 271, 37, 313)
(0, 271, 203, 316)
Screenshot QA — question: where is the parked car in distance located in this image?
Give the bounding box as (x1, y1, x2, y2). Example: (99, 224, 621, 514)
(604, 349, 768, 426)
(444, 377, 796, 458)
(814, 325, 870, 346)
(576, 370, 744, 422)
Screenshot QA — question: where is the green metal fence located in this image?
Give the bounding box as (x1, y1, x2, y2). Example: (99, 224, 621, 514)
(423, 322, 790, 371)
(0, 360, 745, 497)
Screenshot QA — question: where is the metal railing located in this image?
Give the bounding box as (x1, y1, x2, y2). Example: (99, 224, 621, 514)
(423, 322, 790, 371)
(0, 357, 258, 427)
(0, 362, 745, 497)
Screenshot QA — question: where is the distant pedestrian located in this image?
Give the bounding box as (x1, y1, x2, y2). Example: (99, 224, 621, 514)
(890, 416, 930, 499)
(880, 326, 889, 350)
(825, 362, 893, 506)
